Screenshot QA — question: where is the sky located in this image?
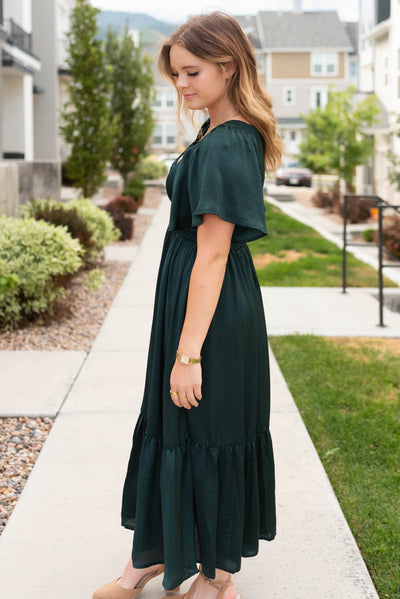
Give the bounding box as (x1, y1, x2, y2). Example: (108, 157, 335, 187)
(91, 0, 359, 25)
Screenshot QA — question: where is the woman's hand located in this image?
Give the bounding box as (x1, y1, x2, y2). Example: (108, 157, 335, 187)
(170, 360, 202, 409)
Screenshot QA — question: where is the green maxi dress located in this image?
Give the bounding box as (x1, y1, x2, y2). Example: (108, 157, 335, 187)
(121, 119, 276, 592)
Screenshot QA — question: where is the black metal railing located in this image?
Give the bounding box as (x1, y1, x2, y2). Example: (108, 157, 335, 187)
(4, 18, 32, 53)
(342, 194, 400, 327)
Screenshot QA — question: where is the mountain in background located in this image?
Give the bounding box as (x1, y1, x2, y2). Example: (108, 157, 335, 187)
(96, 10, 176, 41)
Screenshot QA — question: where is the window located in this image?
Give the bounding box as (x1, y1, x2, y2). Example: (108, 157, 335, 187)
(154, 91, 162, 108)
(349, 59, 357, 78)
(283, 86, 296, 106)
(166, 124, 176, 145)
(311, 87, 328, 110)
(257, 54, 264, 72)
(290, 131, 296, 141)
(166, 89, 175, 107)
(311, 53, 338, 76)
(153, 124, 162, 145)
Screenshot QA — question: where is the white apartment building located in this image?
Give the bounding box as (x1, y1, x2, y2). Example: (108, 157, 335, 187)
(359, 0, 400, 201)
(0, 0, 41, 161)
(0, 0, 74, 163)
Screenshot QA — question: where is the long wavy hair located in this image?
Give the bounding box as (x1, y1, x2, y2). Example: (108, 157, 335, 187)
(158, 12, 284, 172)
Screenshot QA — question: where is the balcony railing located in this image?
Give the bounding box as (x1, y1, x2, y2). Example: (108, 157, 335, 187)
(3, 18, 32, 53)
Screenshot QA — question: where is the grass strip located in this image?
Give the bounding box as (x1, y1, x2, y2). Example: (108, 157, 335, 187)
(269, 335, 400, 598)
(249, 202, 397, 287)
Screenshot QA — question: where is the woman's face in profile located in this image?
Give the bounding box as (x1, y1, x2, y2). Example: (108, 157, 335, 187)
(169, 44, 233, 113)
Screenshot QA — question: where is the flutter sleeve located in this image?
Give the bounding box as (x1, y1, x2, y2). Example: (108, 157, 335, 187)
(187, 123, 268, 243)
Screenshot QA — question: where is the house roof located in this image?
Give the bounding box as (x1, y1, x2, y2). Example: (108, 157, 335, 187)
(254, 11, 354, 50)
(343, 21, 359, 55)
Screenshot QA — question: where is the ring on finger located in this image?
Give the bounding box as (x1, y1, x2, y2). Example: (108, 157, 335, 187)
(170, 390, 178, 396)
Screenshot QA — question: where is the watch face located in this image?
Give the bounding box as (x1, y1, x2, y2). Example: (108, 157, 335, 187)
(181, 354, 190, 364)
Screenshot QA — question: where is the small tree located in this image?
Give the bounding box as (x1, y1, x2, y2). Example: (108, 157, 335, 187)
(298, 86, 380, 191)
(60, 0, 112, 197)
(106, 26, 155, 187)
(388, 114, 400, 191)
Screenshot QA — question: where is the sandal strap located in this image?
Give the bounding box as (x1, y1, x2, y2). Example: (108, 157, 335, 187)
(200, 570, 233, 592)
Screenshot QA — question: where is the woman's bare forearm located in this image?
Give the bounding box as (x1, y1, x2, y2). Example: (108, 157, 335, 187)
(178, 254, 228, 357)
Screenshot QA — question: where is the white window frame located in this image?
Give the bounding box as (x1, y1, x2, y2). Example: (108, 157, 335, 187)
(165, 89, 175, 108)
(153, 124, 163, 145)
(310, 86, 328, 111)
(153, 122, 176, 147)
(166, 123, 176, 145)
(311, 52, 338, 76)
(153, 91, 163, 109)
(283, 86, 296, 106)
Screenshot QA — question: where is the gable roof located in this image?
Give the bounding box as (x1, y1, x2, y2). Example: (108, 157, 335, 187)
(343, 21, 359, 55)
(255, 11, 354, 50)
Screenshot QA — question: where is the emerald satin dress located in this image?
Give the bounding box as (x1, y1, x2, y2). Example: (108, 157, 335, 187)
(121, 120, 276, 591)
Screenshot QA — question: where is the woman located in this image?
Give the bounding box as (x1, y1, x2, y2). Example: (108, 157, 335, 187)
(93, 12, 283, 599)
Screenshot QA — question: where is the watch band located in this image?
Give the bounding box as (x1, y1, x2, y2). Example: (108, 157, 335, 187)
(176, 351, 202, 365)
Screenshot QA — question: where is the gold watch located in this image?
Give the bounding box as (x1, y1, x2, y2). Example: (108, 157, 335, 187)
(176, 351, 202, 365)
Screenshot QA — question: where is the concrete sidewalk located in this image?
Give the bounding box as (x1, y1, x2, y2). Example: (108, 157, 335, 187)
(0, 195, 380, 598)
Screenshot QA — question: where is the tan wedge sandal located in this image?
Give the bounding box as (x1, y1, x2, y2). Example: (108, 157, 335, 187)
(92, 565, 172, 599)
(165, 568, 242, 599)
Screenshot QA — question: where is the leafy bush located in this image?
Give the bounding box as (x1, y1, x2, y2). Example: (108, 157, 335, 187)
(382, 214, 400, 258)
(24, 198, 119, 261)
(134, 157, 168, 180)
(122, 178, 146, 204)
(312, 185, 374, 223)
(339, 195, 374, 223)
(104, 206, 134, 241)
(361, 228, 376, 242)
(66, 199, 119, 258)
(0, 216, 82, 327)
(105, 195, 139, 214)
(24, 199, 96, 260)
(311, 183, 341, 213)
(311, 188, 332, 209)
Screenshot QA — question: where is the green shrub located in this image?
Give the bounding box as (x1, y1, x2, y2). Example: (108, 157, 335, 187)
(361, 228, 376, 242)
(23, 198, 119, 261)
(65, 199, 119, 259)
(134, 157, 168, 180)
(122, 178, 146, 204)
(0, 216, 82, 327)
(23, 199, 96, 261)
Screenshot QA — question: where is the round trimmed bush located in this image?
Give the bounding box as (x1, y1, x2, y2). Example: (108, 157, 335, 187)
(65, 199, 119, 259)
(22, 199, 96, 261)
(134, 157, 168, 180)
(122, 178, 146, 204)
(0, 216, 82, 327)
(23, 198, 119, 262)
(104, 206, 134, 241)
(105, 195, 139, 214)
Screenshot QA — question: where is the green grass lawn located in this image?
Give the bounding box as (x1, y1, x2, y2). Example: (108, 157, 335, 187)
(269, 335, 400, 598)
(249, 202, 397, 287)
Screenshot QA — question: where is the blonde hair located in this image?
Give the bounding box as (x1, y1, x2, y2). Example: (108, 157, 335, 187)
(158, 12, 284, 172)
